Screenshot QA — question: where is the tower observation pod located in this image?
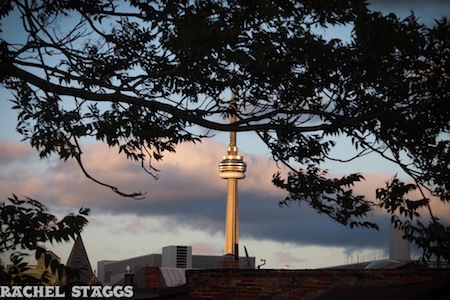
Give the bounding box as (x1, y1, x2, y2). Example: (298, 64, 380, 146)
(219, 147, 246, 179)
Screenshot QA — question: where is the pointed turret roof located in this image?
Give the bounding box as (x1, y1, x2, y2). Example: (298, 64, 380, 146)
(66, 235, 95, 284)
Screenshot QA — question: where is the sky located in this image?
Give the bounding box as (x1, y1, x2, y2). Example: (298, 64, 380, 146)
(1, 1, 450, 272)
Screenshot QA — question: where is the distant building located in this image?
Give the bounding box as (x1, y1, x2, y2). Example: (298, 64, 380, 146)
(389, 225, 411, 261)
(162, 246, 192, 268)
(97, 260, 116, 286)
(21, 250, 61, 285)
(327, 223, 413, 270)
(99, 253, 162, 285)
(98, 245, 255, 285)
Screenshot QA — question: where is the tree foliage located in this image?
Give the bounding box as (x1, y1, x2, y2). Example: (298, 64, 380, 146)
(0, 1, 449, 260)
(0, 194, 89, 285)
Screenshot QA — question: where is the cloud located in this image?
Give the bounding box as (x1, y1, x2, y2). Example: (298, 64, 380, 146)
(351, 172, 450, 221)
(0, 139, 37, 184)
(191, 241, 223, 255)
(1, 138, 448, 257)
(273, 250, 306, 267)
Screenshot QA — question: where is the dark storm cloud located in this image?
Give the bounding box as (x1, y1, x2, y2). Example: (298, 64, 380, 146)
(82, 184, 390, 251)
(239, 193, 390, 249)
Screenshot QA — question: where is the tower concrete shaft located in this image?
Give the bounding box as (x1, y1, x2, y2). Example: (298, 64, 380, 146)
(225, 176, 239, 257)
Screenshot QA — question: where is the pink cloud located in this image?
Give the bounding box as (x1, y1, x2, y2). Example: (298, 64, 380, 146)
(1, 137, 448, 224)
(0, 138, 278, 205)
(191, 241, 222, 255)
(0, 139, 35, 165)
(352, 173, 450, 221)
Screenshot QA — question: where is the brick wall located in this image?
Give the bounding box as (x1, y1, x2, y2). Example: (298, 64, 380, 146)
(143, 267, 161, 288)
(185, 269, 450, 299)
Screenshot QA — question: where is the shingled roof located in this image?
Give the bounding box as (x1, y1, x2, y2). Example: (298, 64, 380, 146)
(65, 235, 97, 285)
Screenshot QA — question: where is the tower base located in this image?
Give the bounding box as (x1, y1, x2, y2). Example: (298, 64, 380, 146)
(219, 254, 240, 269)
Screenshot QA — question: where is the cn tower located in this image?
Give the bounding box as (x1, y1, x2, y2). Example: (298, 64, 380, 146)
(219, 89, 246, 261)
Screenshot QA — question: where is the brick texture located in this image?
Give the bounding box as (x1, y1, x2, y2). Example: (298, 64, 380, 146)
(185, 269, 450, 300)
(145, 267, 161, 288)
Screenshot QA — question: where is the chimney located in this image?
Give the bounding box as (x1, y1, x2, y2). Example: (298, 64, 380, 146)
(124, 265, 134, 286)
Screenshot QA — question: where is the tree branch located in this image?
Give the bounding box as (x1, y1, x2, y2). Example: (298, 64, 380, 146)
(5, 63, 335, 133)
(72, 137, 146, 199)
